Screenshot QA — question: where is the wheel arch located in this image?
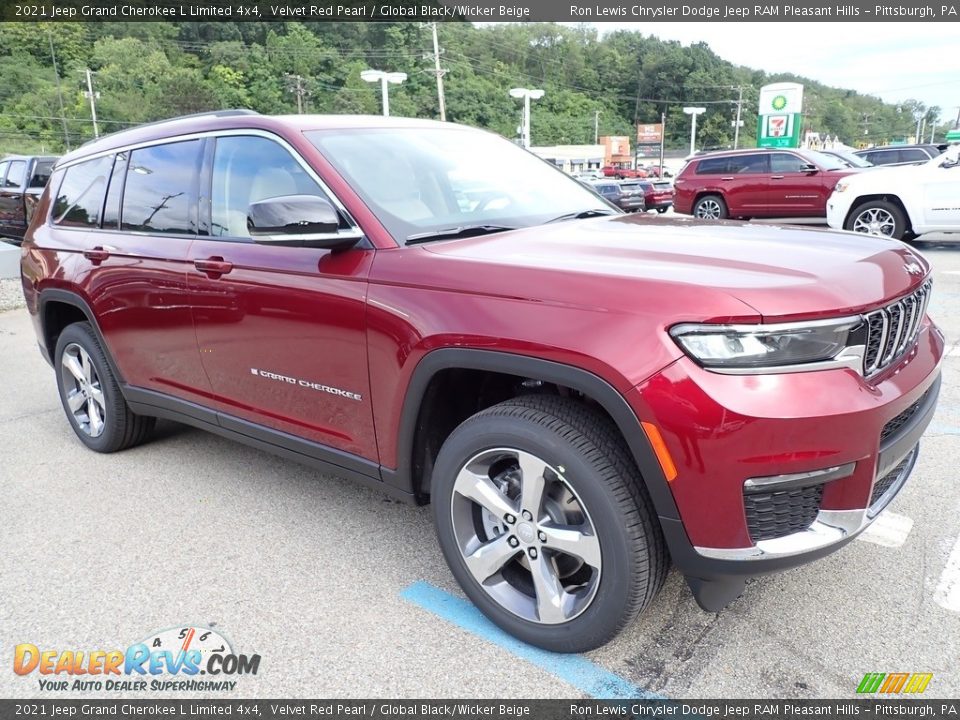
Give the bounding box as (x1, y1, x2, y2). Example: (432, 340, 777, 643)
(845, 193, 914, 234)
(384, 348, 682, 526)
(38, 288, 125, 383)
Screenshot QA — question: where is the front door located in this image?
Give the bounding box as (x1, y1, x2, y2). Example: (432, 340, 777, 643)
(187, 133, 378, 462)
(766, 152, 825, 216)
(920, 156, 960, 229)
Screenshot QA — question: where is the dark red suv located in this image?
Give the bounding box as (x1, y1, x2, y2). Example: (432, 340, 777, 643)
(673, 148, 860, 220)
(21, 111, 943, 652)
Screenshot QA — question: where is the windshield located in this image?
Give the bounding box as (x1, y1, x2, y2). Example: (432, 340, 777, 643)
(306, 127, 616, 244)
(798, 149, 849, 171)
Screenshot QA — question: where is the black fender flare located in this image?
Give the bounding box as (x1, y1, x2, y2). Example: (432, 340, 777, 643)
(384, 347, 681, 526)
(37, 288, 125, 383)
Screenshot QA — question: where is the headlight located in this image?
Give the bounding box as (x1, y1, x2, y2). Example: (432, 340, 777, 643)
(833, 181, 849, 193)
(670, 318, 862, 370)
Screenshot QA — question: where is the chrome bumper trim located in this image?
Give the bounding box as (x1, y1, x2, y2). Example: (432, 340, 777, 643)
(743, 462, 856, 492)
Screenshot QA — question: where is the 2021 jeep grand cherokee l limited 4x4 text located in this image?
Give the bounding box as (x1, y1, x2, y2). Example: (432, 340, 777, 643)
(21, 111, 943, 652)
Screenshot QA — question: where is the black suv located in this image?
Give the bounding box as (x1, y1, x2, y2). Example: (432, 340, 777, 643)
(853, 144, 943, 167)
(0, 155, 57, 243)
(591, 181, 646, 212)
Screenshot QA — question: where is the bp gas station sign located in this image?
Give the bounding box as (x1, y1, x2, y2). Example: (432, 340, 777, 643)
(757, 82, 803, 148)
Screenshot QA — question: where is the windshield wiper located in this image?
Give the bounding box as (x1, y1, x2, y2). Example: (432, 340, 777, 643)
(406, 224, 518, 244)
(545, 208, 618, 224)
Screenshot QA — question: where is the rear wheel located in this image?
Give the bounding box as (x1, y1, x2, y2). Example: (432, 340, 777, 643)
(693, 194, 728, 220)
(431, 395, 668, 652)
(55, 322, 155, 453)
(845, 199, 908, 240)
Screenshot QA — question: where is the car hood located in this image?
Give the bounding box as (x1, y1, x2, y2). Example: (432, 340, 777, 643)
(840, 161, 933, 186)
(420, 214, 929, 321)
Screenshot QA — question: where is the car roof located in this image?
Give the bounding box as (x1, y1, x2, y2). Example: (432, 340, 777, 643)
(57, 110, 469, 167)
(1, 154, 58, 162)
(854, 144, 936, 153)
(691, 147, 804, 159)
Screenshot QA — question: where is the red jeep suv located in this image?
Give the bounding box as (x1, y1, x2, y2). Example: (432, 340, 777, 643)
(21, 111, 943, 652)
(674, 148, 860, 220)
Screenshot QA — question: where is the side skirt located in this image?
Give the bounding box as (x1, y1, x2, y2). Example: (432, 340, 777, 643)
(122, 385, 417, 505)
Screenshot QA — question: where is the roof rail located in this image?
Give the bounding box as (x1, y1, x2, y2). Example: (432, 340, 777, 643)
(79, 109, 260, 148)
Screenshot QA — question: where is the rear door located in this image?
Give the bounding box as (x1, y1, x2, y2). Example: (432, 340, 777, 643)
(712, 153, 769, 216)
(50, 142, 210, 402)
(919, 155, 960, 230)
(187, 132, 377, 462)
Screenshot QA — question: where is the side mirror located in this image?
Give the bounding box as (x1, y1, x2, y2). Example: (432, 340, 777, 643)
(247, 195, 360, 250)
(800, 163, 819, 174)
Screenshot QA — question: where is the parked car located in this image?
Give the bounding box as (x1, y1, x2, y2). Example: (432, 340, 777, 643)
(819, 150, 873, 169)
(827, 144, 960, 240)
(853, 144, 943, 168)
(21, 111, 942, 653)
(625, 179, 673, 213)
(673, 148, 861, 220)
(602, 164, 646, 179)
(573, 169, 603, 181)
(0, 155, 57, 243)
(592, 180, 646, 212)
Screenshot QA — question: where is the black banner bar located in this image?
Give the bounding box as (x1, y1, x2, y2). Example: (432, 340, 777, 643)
(3, 0, 958, 22)
(2, 699, 959, 719)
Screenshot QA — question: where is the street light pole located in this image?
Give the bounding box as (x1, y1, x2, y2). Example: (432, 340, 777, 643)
(594, 110, 601, 144)
(509, 88, 544, 148)
(682, 106, 706, 156)
(84, 68, 100, 139)
(361, 69, 407, 117)
(733, 85, 744, 149)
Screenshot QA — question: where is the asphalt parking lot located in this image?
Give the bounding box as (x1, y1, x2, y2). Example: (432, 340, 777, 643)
(2, 234, 959, 700)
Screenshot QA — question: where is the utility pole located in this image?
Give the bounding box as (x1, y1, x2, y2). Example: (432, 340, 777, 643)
(48, 30, 70, 151)
(285, 74, 307, 114)
(733, 85, 744, 149)
(594, 110, 601, 144)
(423, 23, 447, 121)
(83, 68, 100, 139)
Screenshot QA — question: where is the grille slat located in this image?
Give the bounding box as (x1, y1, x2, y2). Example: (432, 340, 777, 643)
(745, 484, 824, 543)
(863, 280, 931, 378)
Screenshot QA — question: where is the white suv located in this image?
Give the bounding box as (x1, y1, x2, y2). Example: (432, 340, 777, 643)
(827, 145, 960, 241)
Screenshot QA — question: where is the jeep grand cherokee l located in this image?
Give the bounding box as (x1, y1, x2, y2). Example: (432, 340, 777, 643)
(674, 148, 860, 220)
(21, 111, 943, 652)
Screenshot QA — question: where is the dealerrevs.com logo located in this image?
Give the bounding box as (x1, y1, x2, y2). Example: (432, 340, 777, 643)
(13, 626, 260, 692)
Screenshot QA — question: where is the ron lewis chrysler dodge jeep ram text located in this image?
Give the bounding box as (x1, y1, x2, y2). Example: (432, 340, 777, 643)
(21, 111, 943, 652)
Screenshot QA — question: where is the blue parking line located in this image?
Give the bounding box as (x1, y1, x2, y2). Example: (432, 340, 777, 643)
(400, 580, 663, 700)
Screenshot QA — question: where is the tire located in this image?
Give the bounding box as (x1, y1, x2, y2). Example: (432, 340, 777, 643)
(656, 207, 668, 214)
(693, 194, 728, 220)
(431, 395, 668, 652)
(844, 199, 908, 240)
(54, 322, 155, 453)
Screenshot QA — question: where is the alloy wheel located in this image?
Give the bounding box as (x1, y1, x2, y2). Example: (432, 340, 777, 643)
(852, 207, 896, 237)
(695, 199, 722, 219)
(449, 448, 602, 624)
(60, 343, 107, 438)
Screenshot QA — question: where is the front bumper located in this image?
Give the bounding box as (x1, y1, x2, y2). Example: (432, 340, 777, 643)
(629, 319, 944, 610)
(825, 194, 850, 230)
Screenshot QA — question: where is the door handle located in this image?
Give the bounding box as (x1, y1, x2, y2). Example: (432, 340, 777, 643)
(771, 175, 785, 180)
(194, 257, 233, 278)
(720, 177, 734, 181)
(83, 246, 110, 264)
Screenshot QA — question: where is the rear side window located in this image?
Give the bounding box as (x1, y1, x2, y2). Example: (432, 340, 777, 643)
(865, 150, 895, 166)
(122, 140, 201, 235)
(696, 155, 768, 174)
(29, 160, 54, 188)
(52, 156, 113, 228)
(4, 160, 25, 188)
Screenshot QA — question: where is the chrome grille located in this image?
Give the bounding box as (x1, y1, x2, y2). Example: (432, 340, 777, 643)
(863, 280, 932, 377)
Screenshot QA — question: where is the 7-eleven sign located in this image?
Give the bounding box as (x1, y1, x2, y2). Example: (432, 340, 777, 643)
(758, 112, 801, 148)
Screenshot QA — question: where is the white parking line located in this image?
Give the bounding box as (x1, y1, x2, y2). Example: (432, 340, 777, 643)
(935, 532, 960, 613)
(857, 510, 914, 548)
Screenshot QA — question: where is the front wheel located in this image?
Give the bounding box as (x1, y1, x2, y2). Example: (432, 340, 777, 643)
(431, 395, 668, 652)
(693, 194, 728, 220)
(845, 199, 908, 240)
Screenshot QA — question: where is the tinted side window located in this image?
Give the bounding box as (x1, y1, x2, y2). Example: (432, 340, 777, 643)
(211, 135, 330, 239)
(102, 152, 127, 230)
(122, 141, 201, 235)
(52, 156, 113, 228)
(0, 162, 8, 184)
(734, 154, 769, 173)
(4, 160, 25, 188)
(868, 150, 896, 166)
(29, 160, 54, 188)
(695, 157, 729, 174)
(770, 153, 807, 173)
(900, 149, 929, 163)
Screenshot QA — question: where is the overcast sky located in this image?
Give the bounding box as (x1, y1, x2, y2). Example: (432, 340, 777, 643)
(594, 22, 959, 121)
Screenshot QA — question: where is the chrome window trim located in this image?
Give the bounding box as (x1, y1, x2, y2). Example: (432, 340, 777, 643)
(51, 128, 360, 234)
